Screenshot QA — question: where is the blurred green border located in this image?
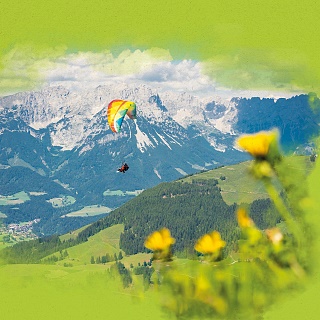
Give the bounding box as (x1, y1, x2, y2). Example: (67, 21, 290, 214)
(1, 1, 320, 319)
(1, 0, 320, 93)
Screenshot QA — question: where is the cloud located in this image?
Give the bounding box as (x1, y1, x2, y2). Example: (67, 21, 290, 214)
(0, 46, 302, 99)
(134, 60, 216, 94)
(0, 46, 216, 96)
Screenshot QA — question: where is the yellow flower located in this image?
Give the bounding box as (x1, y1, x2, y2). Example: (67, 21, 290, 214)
(144, 228, 175, 252)
(237, 208, 255, 228)
(236, 130, 278, 158)
(194, 231, 226, 255)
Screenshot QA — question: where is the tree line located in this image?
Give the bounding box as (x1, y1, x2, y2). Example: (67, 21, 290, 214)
(90, 251, 123, 264)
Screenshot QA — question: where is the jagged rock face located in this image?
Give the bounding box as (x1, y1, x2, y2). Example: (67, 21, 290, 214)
(0, 84, 318, 232)
(0, 85, 237, 149)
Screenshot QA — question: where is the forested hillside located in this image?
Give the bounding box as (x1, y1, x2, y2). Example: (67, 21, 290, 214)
(1, 177, 278, 263)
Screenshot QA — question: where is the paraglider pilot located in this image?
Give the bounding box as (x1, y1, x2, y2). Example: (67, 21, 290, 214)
(118, 163, 129, 173)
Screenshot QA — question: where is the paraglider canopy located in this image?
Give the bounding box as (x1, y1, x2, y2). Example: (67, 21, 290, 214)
(107, 100, 136, 133)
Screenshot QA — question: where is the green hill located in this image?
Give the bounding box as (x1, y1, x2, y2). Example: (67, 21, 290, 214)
(181, 155, 314, 204)
(59, 224, 90, 242)
(56, 224, 124, 266)
(181, 161, 268, 204)
(1, 156, 314, 264)
(44, 223, 152, 268)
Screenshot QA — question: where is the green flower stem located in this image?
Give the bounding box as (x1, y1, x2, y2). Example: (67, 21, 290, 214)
(263, 179, 303, 246)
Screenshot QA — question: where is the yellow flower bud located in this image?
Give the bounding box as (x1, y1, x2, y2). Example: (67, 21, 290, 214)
(266, 227, 283, 245)
(237, 208, 255, 228)
(144, 228, 175, 252)
(236, 130, 279, 159)
(194, 231, 226, 255)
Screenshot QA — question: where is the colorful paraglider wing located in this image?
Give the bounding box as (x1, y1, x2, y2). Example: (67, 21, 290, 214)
(107, 100, 136, 133)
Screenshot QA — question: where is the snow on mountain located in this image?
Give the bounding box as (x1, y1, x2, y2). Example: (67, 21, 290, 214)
(0, 86, 73, 128)
(0, 84, 239, 153)
(1, 84, 316, 159)
(135, 121, 155, 153)
(159, 90, 238, 140)
(203, 99, 238, 135)
(0, 85, 208, 150)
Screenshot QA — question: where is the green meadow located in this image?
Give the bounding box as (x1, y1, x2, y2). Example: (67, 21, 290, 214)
(0, 243, 319, 320)
(47, 195, 76, 208)
(0, 191, 30, 205)
(47, 224, 152, 268)
(181, 161, 268, 204)
(0, 223, 159, 320)
(0, 263, 166, 320)
(103, 189, 144, 197)
(181, 156, 314, 205)
(0, 235, 15, 250)
(62, 205, 112, 217)
(59, 225, 90, 242)
(54, 224, 124, 265)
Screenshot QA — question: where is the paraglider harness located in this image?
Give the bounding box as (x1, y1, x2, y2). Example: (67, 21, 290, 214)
(118, 162, 129, 173)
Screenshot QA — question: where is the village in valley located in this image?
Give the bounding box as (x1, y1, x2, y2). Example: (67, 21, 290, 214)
(0, 219, 40, 245)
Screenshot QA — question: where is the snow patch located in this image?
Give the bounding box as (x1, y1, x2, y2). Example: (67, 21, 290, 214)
(135, 121, 154, 153)
(30, 117, 63, 130)
(79, 144, 94, 155)
(154, 131, 172, 150)
(154, 168, 162, 179)
(164, 133, 182, 146)
(208, 138, 227, 152)
(187, 162, 206, 171)
(175, 167, 188, 176)
(207, 101, 238, 135)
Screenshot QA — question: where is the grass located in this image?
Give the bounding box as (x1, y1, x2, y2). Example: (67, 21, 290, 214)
(0, 235, 12, 250)
(51, 224, 153, 269)
(103, 189, 127, 196)
(59, 224, 90, 241)
(180, 161, 269, 204)
(62, 205, 112, 217)
(0, 191, 30, 205)
(0, 234, 17, 250)
(47, 195, 76, 208)
(180, 156, 315, 205)
(121, 252, 153, 268)
(103, 189, 144, 197)
(0, 263, 165, 320)
(1, 156, 318, 319)
(50, 224, 125, 266)
(0, 256, 319, 320)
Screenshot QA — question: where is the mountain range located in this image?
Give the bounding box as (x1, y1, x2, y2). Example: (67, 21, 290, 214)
(0, 84, 318, 235)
